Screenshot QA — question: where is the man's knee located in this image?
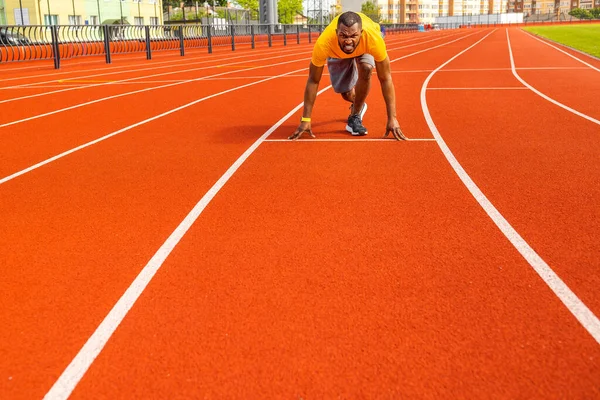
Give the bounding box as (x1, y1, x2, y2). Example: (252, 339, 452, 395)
(341, 90, 354, 102)
(357, 62, 374, 80)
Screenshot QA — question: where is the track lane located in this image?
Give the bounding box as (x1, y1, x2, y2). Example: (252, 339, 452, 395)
(62, 31, 600, 397)
(0, 44, 313, 88)
(0, 53, 313, 124)
(0, 73, 315, 399)
(0, 31, 478, 184)
(520, 27, 600, 70)
(0, 60, 312, 179)
(426, 28, 600, 317)
(0, 33, 446, 121)
(0, 29, 486, 399)
(0, 32, 429, 91)
(508, 28, 600, 121)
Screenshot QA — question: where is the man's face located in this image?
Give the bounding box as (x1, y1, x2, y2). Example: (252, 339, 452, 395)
(336, 22, 361, 54)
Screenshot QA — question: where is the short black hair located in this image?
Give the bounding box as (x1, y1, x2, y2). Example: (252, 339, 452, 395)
(337, 11, 362, 30)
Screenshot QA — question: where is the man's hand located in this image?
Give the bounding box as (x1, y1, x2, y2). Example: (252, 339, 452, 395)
(384, 118, 407, 141)
(288, 121, 315, 140)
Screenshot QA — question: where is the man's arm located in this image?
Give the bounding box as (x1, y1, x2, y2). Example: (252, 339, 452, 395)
(288, 62, 324, 140)
(375, 57, 407, 140)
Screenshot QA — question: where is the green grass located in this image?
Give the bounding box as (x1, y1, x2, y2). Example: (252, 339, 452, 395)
(522, 24, 600, 58)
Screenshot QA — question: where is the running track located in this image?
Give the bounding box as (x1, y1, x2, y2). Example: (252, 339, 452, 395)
(0, 27, 598, 399)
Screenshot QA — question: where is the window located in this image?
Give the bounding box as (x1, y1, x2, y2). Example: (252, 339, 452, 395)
(44, 14, 59, 25)
(134, 16, 144, 25)
(150, 17, 159, 25)
(14, 7, 31, 25)
(89, 15, 99, 25)
(68, 15, 82, 25)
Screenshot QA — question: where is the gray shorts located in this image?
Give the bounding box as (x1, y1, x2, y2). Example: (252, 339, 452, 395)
(327, 54, 375, 94)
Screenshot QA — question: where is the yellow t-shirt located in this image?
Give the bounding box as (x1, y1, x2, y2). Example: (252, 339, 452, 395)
(311, 13, 388, 67)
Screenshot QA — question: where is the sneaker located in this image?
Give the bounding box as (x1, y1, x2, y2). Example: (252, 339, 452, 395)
(346, 113, 368, 136)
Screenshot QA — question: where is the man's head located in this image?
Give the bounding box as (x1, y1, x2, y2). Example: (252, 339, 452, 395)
(336, 12, 362, 54)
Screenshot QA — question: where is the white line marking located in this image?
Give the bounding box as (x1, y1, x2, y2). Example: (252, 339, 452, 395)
(517, 66, 591, 70)
(0, 32, 476, 128)
(0, 68, 308, 186)
(0, 57, 309, 128)
(0, 44, 312, 86)
(265, 138, 436, 142)
(506, 29, 600, 126)
(1, 34, 413, 88)
(427, 87, 527, 90)
(390, 30, 481, 64)
(387, 31, 463, 52)
(521, 30, 600, 72)
(392, 67, 589, 74)
(0, 52, 306, 104)
(0, 33, 459, 182)
(421, 29, 600, 344)
(42, 85, 333, 400)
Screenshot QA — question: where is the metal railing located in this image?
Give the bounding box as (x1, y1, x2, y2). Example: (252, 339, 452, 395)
(0, 23, 418, 68)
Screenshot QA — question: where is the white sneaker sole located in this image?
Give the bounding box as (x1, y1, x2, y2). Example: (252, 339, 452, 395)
(346, 125, 368, 136)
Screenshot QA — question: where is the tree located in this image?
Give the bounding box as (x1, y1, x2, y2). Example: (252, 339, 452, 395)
(361, 0, 380, 22)
(568, 8, 592, 19)
(278, 0, 303, 24)
(235, 0, 259, 12)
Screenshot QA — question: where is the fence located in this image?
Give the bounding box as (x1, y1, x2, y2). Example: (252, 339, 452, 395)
(0, 22, 418, 68)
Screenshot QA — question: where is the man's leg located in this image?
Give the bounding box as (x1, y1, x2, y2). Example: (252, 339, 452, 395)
(341, 88, 355, 105)
(327, 56, 370, 135)
(351, 55, 374, 117)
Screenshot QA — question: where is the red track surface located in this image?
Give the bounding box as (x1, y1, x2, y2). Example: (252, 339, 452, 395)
(0, 27, 598, 399)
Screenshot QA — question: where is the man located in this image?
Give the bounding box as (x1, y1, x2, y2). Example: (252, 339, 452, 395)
(289, 11, 406, 141)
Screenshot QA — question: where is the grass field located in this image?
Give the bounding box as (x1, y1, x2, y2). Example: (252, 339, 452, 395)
(523, 24, 600, 57)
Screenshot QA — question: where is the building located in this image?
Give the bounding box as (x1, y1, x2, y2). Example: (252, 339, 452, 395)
(293, 12, 309, 24)
(1, 0, 163, 26)
(375, 0, 555, 24)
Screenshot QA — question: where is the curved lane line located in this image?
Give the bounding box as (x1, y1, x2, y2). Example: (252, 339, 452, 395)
(421, 29, 600, 344)
(506, 29, 600, 127)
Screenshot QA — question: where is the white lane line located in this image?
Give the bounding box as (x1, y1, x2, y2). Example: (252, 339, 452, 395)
(0, 44, 312, 86)
(392, 67, 589, 74)
(0, 32, 476, 128)
(387, 31, 463, 52)
(0, 30, 462, 185)
(0, 57, 309, 128)
(1, 31, 479, 182)
(506, 29, 600, 126)
(0, 34, 424, 97)
(0, 68, 308, 187)
(42, 84, 332, 400)
(521, 29, 600, 72)
(427, 87, 527, 90)
(265, 138, 436, 142)
(421, 29, 600, 344)
(0, 52, 307, 104)
(390, 30, 482, 65)
(0, 34, 413, 88)
(517, 66, 591, 70)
